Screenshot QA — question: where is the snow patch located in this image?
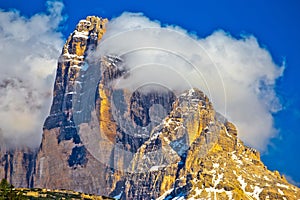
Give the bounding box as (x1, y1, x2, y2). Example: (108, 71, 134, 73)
(244, 157, 251, 162)
(150, 131, 162, 140)
(188, 88, 195, 96)
(214, 173, 223, 187)
(66, 91, 76, 95)
(226, 191, 233, 200)
(113, 191, 123, 199)
(252, 186, 263, 199)
(173, 196, 185, 200)
(231, 152, 243, 166)
(278, 188, 284, 195)
(276, 183, 289, 189)
(213, 163, 219, 169)
(225, 129, 232, 138)
(70, 64, 81, 69)
(149, 165, 166, 172)
(73, 30, 89, 39)
(156, 189, 174, 200)
(237, 175, 247, 191)
(63, 52, 84, 59)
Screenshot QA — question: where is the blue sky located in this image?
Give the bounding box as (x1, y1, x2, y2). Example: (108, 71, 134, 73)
(1, 0, 300, 186)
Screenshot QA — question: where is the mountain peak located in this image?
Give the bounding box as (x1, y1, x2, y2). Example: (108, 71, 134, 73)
(0, 16, 299, 199)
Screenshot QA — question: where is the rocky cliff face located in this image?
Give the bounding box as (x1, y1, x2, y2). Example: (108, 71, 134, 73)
(34, 16, 110, 194)
(0, 16, 299, 199)
(0, 148, 36, 188)
(0, 135, 36, 189)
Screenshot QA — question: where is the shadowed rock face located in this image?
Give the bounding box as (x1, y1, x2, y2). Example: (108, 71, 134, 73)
(0, 16, 299, 200)
(0, 146, 36, 188)
(130, 89, 176, 127)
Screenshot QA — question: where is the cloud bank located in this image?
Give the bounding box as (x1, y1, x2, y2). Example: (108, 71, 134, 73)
(0, 7, 283, 151)
(95, 13, 284, 151)
(0, 1, 64, 148)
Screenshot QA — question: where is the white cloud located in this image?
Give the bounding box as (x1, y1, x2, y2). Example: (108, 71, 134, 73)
(0, 1, 64, 148)
(0, 8, 283, 151)
(200, 32, 283, 150)
(94, 12, 284, 151)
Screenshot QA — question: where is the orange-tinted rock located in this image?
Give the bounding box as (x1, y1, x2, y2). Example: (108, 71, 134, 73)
(0, 16, 299, 200)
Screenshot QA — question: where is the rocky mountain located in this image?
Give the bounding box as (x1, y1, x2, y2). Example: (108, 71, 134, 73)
(0, 16, 300, 199)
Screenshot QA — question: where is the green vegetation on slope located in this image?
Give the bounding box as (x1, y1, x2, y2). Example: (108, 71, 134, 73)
(0, 179, 114, 200)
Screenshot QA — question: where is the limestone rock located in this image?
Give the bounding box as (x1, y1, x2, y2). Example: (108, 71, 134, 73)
(0, 146, 36, 188)
(0, 16, 299, 200)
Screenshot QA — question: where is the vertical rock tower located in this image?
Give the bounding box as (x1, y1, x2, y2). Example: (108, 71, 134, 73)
(35, 16, 111, 194)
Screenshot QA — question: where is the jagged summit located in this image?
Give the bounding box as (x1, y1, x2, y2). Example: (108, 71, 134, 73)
(0, 16, 299, 200)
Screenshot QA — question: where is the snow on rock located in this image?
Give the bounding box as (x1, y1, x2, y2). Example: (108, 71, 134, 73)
(231, 152, 243, 166)
(225, 128, 233, 138)
(150, 131, 162, 140)
(188, 88, 195, 97)
(278, 188, 284, 195)
(237, 174, 263, 200)
(156, 189, 174, 200)
(63, 52, 84, 60)
(213, 163, 219, 169)
(149, 165, 166, 172)
(252, 186, 263, 199)
(214, 173, 223, 187)
(73, 30, 89, 39)
(237, 175, 247, 191)
(276, 183, 289, 189)
(113, 191, 123, 199)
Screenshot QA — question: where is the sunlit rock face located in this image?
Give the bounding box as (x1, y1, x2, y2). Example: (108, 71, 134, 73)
(0, 16, 299, 200)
